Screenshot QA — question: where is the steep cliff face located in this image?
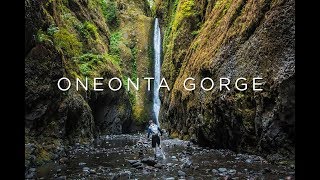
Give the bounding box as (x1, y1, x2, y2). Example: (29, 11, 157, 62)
(157, 0, 295, 163)
(25, 0, 152, 167)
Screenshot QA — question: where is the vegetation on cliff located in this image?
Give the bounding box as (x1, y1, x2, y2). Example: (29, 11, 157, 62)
(157, 0, 295, 164)
(25, 0, 153, 167)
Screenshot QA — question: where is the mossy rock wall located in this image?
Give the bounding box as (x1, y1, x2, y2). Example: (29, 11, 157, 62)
(157, 0, 295, 163)
(25, 0, 153, 167)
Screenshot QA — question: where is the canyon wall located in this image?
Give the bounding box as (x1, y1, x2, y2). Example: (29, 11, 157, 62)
(25, 0, 152, 167)
(156, 0, 295, 163)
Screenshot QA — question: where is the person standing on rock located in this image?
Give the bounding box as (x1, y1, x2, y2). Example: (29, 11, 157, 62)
(147, 120, 163, 159)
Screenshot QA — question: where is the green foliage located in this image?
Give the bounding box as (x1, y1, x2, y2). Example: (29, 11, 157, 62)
(191, 30, 199, 36)
(79, 63, 91, 76)
(75, 53, 104, 76)
(131, 47, 138, 81)
(84, 21, 98, 38)
(104, 53, 120, 70)
(109, 31, 122, 55)
(53, 28, 83, 57)
(76, 21, 99, 39)
(172, 0, 197, 32)
(77, 53, 104, 63)
(74, 52, 121, 77)
(100, 0, 119, 28)
(36, 30, 53, 45)
(47, 25, 59, 36)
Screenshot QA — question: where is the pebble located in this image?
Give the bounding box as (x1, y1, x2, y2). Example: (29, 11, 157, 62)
(56, 176, 66, 180)
(79, 162, 86, 166)
(212, 169, 218, 174)
(165, 177, 175, 180)
(218, 168, 227, 172)
(83, 167, 90, 171)
(132, 162, 143, 168)
(228, 169, 236, 175)
(25, 173, 35, 179)
(29, 168, 36, 172)
(90, 169, 96, 174)
(178, 170, 186, 177)
(154, 163, 162, 169)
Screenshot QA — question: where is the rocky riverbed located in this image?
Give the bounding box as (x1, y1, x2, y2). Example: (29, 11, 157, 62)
(26, 134, 295, 179)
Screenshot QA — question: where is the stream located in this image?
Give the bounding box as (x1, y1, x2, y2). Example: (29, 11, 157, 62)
(32, 133, 295, 179)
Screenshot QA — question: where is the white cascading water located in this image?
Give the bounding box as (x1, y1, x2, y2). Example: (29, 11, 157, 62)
(153, 18, 161, 127)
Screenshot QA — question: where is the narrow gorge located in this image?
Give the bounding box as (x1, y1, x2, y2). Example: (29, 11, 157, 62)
(25, 0, 295, 179)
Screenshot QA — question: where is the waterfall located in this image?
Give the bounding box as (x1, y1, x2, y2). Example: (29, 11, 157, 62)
(153, 18, 161, 127)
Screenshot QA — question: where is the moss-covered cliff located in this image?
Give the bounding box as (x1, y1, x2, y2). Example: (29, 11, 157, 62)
(25, 0, 153, 167)
(156, 0, 295, 163)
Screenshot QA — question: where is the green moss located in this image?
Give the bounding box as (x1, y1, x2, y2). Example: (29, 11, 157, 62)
(75, 53, 102, 76)
(212, 0, 233, 28)
(103, 53, 121, 70)
(191, 30, 199, 36)
(109, 31, 122, 55)
(53, 28, 83, 57)
(130, 47, 138, 81)
(73, 52, 121, 77)
(75, 21, 98, 39)
(100, 0, 120, 28)
(172, 0, 197, 32)
(170, 131, 179, 138)
(183, 134, 190, 141)
(36, 30, 53, 45)
(35, 148, 51, 165)
(47, 25, 60, 36)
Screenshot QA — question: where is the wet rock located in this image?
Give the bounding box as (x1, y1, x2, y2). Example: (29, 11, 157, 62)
(262, 168, 271, 173)
(112, 171, 131, 180)
(132, 162, 143, 168)
(83, 167, 90, 172)
(56, 176, 66, 180)
(127, 160, 139, 164)
(218, 168, 227, 173)
(59, 157, 68, 164)
(223, 176, 232, 180)
(154, 163, 163, 169)
(181, 158, 192, 168)
(145, 166, 154, 171)
(285, 176, 294, 180)
(141, 158, 157, 166)
(228, 169, 236, 175)
(142, 169, 149, 175)
(165, 178, 175, 180)
(90, 169, 96, 174)
(167, 163, 173, 167)
(79, 162, 86, 166)
(25, 172, 35, 179)
(245, 159, 252, 163)
(212, 169, 218, 174)
(178, 170, 186, 177)
(29, 168, 36, 172)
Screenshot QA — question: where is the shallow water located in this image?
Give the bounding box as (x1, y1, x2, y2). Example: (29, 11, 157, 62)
(36, 134, 295, 179)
